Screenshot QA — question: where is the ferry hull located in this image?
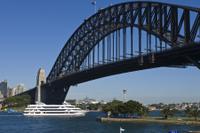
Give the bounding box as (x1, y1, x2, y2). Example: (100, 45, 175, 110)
(23, 113, 86, 117)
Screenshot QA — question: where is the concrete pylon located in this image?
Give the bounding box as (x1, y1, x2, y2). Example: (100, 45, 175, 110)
(35, 68, 46, 103)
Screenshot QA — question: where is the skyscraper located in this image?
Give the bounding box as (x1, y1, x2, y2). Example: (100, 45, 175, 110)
(0, 80, 8, 98)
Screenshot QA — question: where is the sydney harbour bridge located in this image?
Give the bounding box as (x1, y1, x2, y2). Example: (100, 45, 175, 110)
(20, 1, 200, 104)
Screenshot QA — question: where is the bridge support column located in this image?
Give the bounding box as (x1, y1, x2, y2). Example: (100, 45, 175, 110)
(35, 68, 46, 103)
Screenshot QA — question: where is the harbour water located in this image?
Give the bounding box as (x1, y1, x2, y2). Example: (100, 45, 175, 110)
(0, 112, 200, 133)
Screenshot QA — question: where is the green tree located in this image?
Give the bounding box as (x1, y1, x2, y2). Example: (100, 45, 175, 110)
(161, 107, 177, 119)
(111, 100, 123, 115)
(102, 100, 148, 117)
(118, 104, 128, 114)
(3, 94, 31, 108)
(138, 106, 149, 117)
(185, 106, 200, 121)
(102, 100, 123, 115)
(125, 100, 148, 116)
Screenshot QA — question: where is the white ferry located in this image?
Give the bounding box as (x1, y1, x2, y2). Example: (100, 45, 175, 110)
(23, 101, 86, 116)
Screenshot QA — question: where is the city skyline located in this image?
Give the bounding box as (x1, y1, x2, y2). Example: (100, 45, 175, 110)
(0, 0, 200, 104)
(0, 80, 25, 100)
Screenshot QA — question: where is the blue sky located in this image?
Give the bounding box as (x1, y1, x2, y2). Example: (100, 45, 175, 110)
(0, 0, 200, 104)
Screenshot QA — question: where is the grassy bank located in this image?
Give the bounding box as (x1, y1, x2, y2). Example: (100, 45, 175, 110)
(2, 94, 31, 113)
(11, 106, 26, 113)
(99, 117, 200, 125)
(2, 106, 26, 113)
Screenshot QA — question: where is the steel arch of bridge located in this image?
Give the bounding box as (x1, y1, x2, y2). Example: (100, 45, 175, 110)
(47, 1, 200, 82)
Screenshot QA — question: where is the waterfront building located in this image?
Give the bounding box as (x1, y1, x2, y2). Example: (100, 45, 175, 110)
(7, 88, 13, 97)
(100, 100, 107, 105)
(7, 87, 18, 97)
(77, 97, 100, 105)
(65, 99, 77, 105)
(148, 106, 157, 111)
(0, 80, 8, 98)
(11, 87, 16, 96)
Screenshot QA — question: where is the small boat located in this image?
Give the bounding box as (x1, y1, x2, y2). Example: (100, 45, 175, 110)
(7, 109, 17, 113)
(3, 108, 17, 113)
(23, 101, 86, 116)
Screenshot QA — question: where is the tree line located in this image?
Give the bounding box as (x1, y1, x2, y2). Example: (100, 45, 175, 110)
(102, 100, 149, 117)
(2, 94, 31, 109)
(161, 106, 200, 121)
(102, 100, 200, 121)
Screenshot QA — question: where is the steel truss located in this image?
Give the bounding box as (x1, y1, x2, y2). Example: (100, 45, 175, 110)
(47, 1, 200, 82)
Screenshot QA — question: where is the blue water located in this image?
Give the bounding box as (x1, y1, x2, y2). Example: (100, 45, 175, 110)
(0, 112, 200, 133)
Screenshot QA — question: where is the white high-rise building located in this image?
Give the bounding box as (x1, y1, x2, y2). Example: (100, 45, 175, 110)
(15, 84, 25, 95)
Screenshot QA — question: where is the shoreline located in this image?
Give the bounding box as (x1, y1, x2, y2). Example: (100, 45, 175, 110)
(98, 117, 200, 125)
